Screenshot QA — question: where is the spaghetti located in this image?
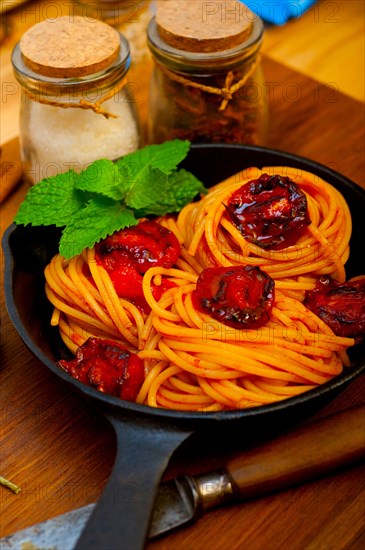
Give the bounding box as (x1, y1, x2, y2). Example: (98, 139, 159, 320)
(177, 166, 352, 301)
(44, 167, 357, 411)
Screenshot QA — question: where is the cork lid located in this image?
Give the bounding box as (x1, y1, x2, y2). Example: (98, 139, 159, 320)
(156, 0, 253, 53)
(19, 16, 121, 78)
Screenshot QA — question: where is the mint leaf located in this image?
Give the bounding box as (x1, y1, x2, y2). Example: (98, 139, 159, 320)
(75, 140, 192, 202)
(115, 139, 190, 175)
(59, 197, 137, 259)
(126, 167, 205, 216)
(14, 171, 87, 227)
(75, 159, 120, 200)
(110, 139, 192, 201)
(111, 161, 139, 200)
(165, 168, 207, 207)
(122, 166, 168, 212)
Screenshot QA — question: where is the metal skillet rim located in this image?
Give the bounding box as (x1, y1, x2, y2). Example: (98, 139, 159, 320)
(3, 143, 365, 425)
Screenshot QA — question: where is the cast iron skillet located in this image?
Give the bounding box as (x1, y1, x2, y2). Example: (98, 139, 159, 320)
(3, 144, 365, 550)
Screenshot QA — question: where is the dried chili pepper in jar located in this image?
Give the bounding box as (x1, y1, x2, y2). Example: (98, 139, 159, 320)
(147, 0, 268, 145)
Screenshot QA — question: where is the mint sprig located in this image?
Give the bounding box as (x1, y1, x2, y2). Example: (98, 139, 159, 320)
(59, 199, 138, 259)
(15, 170, 88, 227)
(14, 140, 206, 259)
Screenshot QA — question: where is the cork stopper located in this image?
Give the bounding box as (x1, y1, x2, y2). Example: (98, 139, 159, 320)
(156, 0, 253, 53)
(20, 16, 121, 78)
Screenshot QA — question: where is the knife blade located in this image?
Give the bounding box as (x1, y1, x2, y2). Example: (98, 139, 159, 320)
(1, 404, 364, 549)
(0, 476, 213, 550)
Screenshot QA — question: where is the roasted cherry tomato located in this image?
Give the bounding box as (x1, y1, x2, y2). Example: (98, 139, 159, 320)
(107, 265, 177, 313)
(59, 338, 144, 401)
(192, 265, 275, 329)
(106, 265, 148, 311)
(305, 277, 365, 339)
(96, 220, 180, 274)
(225, 173, 311, 249)
(95, 220, 180, 313)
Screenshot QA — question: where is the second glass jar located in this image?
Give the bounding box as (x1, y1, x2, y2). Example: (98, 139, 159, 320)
(147, 15, 268, 146)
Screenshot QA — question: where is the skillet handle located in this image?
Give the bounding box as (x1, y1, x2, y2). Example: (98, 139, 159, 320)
(74, 415, 192, 550)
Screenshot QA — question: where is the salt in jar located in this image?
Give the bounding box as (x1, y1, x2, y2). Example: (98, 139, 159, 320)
(12, 16, 141, 184)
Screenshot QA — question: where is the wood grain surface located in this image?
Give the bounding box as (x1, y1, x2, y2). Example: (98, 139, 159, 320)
(261, 0, 365, 103)
(1, 51, 364, 549)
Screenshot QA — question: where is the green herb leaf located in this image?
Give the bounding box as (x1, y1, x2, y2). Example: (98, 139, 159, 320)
(59, 197, 137, 259)
(75, 159, 119, 200)
(127, 167, 206, 216)
(111, 139, 192, 201)
(74, 140, 193, 202)
(14, 171, 87, 227)
(115, 139, 190, 175)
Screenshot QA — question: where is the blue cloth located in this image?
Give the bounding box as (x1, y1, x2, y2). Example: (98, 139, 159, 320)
(241, 0, 318, 25)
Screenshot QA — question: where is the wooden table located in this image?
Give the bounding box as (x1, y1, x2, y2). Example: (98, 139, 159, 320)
(1, 29, 365, 550)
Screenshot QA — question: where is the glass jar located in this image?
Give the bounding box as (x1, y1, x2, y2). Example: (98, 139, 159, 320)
(74, 1, 153, 64)
(147, 12, 268, 145)
(12, 16, 141, 184)
(74, 1, 154, 125)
